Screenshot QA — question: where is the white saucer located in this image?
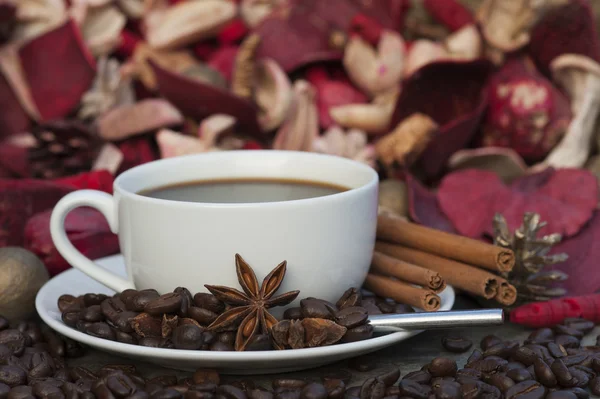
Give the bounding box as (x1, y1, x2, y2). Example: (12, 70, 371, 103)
(36, 254, 455, 375)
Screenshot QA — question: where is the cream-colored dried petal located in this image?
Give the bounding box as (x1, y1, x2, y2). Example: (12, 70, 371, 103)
(403, 40, 448, 78)
(146, 0, 237, 50)
(98, 99, 184, 141)
(375, 113, 438, 169)
(81, 5, 127, 56)
(444, 24, 482, 60)
(157, 129, 209, 158)
(273, 80, 318, 151)
(118, 0, 144, 19)
(240, 0, 282, 28)
(378, 179, 408, 218)
(91, 143, 124, 174)
(255, 58, 293, 131)
(125, 43, 199, 89)
(329, 102, 395, 134)
(313, 126, 346, 157)
(13, 0, 67, 43)
(312, 127, 376, 167)
(476, 0, 567, 53)
(343, 30, 405, 97)
(198, 114, 237, 147)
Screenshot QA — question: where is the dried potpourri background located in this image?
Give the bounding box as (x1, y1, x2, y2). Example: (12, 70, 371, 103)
(1, 0, 600, 322)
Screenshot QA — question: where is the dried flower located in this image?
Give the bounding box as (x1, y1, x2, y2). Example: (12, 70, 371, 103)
(97, 99, 184, 141)
(78, 56, 135, 121)
(447, 147, 527, 184)
(145, 0, 237, 50)
(12, 0, 67, 44)
(231, 33, 260, 99)
(117, 0, 143, 19)
(343, 30, 405, 97)
(272, 80, 318, 151)
(254, 58, 292, 131)
(312, 126, 376, 168)
(493, 212, 568, 304)
(375, 113, 438, 171)
(0, 0, 16, 45)
(240, 0, 283, 28)
(378, 179, 408, 218)
(329, 89, 398, 135)
(78, 4, 126, 57)
(543, 55, 600, 168)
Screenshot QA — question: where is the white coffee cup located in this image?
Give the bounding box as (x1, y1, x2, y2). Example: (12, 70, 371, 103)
(50, 150, 379, 309)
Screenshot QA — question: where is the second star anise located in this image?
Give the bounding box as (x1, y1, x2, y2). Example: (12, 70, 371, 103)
(204, 254, 300, 351)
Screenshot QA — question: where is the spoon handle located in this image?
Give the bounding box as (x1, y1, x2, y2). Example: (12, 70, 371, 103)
(369, 309, 504, 332)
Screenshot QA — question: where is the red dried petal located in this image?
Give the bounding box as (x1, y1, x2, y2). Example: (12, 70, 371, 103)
(242, 140, 263, 150)
(150, 61, 262, 138)
(53, 170, 114, 194)
(0, 71, 31, 139)
(0, 179, 73, 246)
(116, 29, 142, 58)
(206, 45, 237, 81)
(437, 168, 598, 239)
(306, 67, 368, 129)
(349, 13, 383, 46)
(385, 0, 411, 30)
(549, 211, 600, 296)
(24, 208, 120, 276)
(19, 20, 96, 120)
(528, 0, 600, 77)
(116, 135, 158, 175)
(390, 59, 493, 179)
(0, 142, 29, 177)
(480, 57, 572, 162)
(254, 0, 395, 73)
(218, 18, 248, 45)
(423, 0, 474, 32)
(406, 174, 456, 234)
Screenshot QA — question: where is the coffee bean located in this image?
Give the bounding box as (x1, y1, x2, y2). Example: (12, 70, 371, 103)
(348, 356, 376, 372)
(33, 381, 65, 399)
(358, 378, 385, 399)
(334, 307, 367, 329)
(193, 370, 219, 385)
(550, 359, 576, 388)
(587, 376, 600, 396)
(0, 365, 26, 387)
(130, 392, 151, 399)
(428, 357, 457, 377)
(563, 319, 595, 334)
(282, 308, 302, 321)
(298, 383, 327, 399)
(106, 373, 137, 397)
(193, 294, 224, 315)
(548, 343, 568, 358)
(245, 335, 272, 351)
(7, 385, 33, 399)
(85, 323, 116, 341)
(108, 311, 138, 334)
(376, 369, 400, 387)
(563, 354, 589, 367)
(58, 295, 81, 313)
(554, 326, 584, 339)
(84, 293, 108, 307)
(101, 298, 127, 319)
(546, 391, 578, 399)
(527, 328, 554, 345)
(480, 335, 502, 351)
(398, 380, 430, 399)
(28, 352, 55, 379)
(466, 350, 483, 366)
(81, 305, 104, 323)
(342, 325, 373, 343)
(138, 337, 161, 348)
(514, 347, 540, 366)
(248, 390, 273, 399)
(375, 300, 395, 314)
(432, 380, 461, 399)
(209, 342, 232, 351)
(322, 379, 344, 399)
(0, 383, 8, 399)
(300, 299, 335, 320)
(272, 380, 307, 390)
(188, 308, 218, 326)
(145, 293, 182, 315)
(441, 336, 472, 353)
(174, 288, 193, 318)
(568, 368, 589, 388)
(336, 288, 362, 310)
(567, 388, 589, 399)
(527, 344, 553, 363)
(505, 380, 546, 399)
(555, 336, 580, 349)
(484, 342, 518, 359)
(507, 367, 533, 382)
(533, 358, 557, 387)
(150, 388, 182, 399)
(217, 385, 247, 399)
(487, 373, 515, 392)
(402, 370, 431, 384)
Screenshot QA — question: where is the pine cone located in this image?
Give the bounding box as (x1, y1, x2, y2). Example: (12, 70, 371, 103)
(493, 212, 569, 305)
(0, 0, 16, 45)
(29, 120, 103, 179)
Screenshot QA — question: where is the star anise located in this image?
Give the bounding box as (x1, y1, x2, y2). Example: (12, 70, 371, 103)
(204, 254, 300, 351)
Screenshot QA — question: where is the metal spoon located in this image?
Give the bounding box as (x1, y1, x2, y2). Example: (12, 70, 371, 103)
(369, 309, 504, 333)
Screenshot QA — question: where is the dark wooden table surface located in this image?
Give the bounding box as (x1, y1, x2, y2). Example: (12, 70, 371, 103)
(65, 296, 597, 386)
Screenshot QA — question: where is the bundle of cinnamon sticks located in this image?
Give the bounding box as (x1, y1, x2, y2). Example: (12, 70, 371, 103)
(364, 213, 517, 312)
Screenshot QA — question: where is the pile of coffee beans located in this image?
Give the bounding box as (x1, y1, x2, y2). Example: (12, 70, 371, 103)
(57, 287, 413, 351)
(2, 308, 600, 398)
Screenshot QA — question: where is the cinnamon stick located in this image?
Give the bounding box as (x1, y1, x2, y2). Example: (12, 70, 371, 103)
(377, 213, 515, 273)
(371, 251, 446, 293)
(375, 241, 499, 299)
(495, 279, 518, 306)
(364, 273, 441, 312)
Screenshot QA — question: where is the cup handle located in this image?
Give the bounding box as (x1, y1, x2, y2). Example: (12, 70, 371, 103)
(50, 190, 135, 293)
